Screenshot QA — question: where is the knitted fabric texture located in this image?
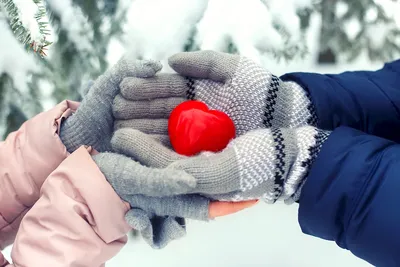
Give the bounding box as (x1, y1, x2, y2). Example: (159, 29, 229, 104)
(110, 126, 330, 203)
(184, 57, 317, 135)
(112, 52, 318, 143)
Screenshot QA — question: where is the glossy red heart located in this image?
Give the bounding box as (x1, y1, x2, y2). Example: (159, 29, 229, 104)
(168, 100, 236, 156)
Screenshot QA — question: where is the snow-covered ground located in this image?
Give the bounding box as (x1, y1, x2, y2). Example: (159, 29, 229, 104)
(108, 202, 372, 267)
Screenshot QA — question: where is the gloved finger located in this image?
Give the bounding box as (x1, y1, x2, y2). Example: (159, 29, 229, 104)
(111, 128, 185, 168)
(168, 50, 240, 82)
(125, 208, 185, 249)
(122, 194, 209, 221)
(113, 94, 185, 119)
(149, 134, 172, 148)
(141, 215, 186, 249)
(125, 208, 151, 231)
(90, 58, 162, 100)
(120, 73, 188, 100)
(92, 152, 195, 196)
(154, 216, 186, 249)
(113, 129, 244, 195)
(114, 119, 168, 135)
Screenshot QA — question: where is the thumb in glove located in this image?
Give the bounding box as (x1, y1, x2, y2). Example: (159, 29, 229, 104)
(60, 58, 162, 153)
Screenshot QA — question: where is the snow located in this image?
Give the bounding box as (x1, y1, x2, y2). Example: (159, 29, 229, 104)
(46, 0, 93, 52)
(107, 203, 372, 267)
(335, 2, 348, 18)
(196, 0, 285, 64)
(11, 0, 45, 47)
(0, 18, 36, 94)
(343, 17, 362, 41)
(119, 0, 208, 70)
(118, 0, 307, 68)
(366, 22, 390, 50)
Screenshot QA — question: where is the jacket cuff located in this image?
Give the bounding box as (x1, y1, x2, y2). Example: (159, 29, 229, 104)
(0, 100, 79, 248)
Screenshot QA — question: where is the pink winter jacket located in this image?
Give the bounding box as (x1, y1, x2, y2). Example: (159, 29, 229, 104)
(0, 101, 132, 266)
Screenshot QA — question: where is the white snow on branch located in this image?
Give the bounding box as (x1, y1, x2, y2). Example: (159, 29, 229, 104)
(195, 0, 306, 64)
(12, 0, 46, 46)
(0, 18, 36, 93)
(120, 0, 208, 68)
(195, 0, 280, 63)
(374, 0, 400, 26)
(46, 0, 93, 52)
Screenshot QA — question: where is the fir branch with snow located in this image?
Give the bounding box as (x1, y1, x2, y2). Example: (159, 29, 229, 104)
(0, 0, 51, 56)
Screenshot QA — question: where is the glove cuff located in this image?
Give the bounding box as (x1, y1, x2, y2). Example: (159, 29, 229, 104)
(227, 126, 330, 203)
(282, 127, 330, 204)
(264, 76, 318, 128)
(60, 114, 111, 153)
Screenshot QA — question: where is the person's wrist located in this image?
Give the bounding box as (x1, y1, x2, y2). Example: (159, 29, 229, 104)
(59, 116, 83, 153)
(284, 126, 330, 203)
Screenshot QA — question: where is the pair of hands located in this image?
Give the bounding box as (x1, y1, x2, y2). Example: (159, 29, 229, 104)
(58, 51, 260, 247)
(60, 50, 328, 248)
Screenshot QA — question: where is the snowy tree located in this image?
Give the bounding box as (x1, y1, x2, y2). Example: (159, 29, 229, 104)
(316, 0, 400, 63)
(0, 0, 128, 137)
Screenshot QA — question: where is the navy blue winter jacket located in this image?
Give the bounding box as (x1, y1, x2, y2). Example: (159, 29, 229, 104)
(281, 59, 400, 267)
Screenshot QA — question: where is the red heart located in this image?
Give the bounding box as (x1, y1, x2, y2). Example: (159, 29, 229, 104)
(168, 100, 236, 156)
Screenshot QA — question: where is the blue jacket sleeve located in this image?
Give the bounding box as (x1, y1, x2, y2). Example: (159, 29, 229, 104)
(299, 126, 400, 266)
(281, 60, 400, 142)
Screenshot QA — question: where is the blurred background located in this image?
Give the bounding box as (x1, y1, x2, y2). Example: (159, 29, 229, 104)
(1, 0, 399, 266)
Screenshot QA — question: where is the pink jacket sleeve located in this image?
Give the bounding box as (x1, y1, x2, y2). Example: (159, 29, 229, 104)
(0, 101, 76, 252)
(5, 147, 131, 267)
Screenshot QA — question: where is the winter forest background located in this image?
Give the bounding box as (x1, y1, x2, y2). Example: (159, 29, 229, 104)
(1, 0, 399, 266)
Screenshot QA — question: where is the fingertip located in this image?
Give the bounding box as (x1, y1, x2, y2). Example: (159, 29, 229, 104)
(110, 128, 136, 151)
(208, 199, 259, 219)
(146, 60, 163, 73)
(167, 53, 183, 68)
(125, 209, 150, 231)
(165, 217, 186, 239)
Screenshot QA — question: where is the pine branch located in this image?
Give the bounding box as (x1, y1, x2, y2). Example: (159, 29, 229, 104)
(0, 0, 51, 57)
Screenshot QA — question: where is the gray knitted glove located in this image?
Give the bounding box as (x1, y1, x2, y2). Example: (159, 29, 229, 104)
(125, 208, 186, 249)
(111, 126, 330, 203)
(112, 50, 317, 139)
(121, 194, 210, 249)
(92, 152, 202, 249)
(60, 57, 162, 153)
(92, 152, 196, 197)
